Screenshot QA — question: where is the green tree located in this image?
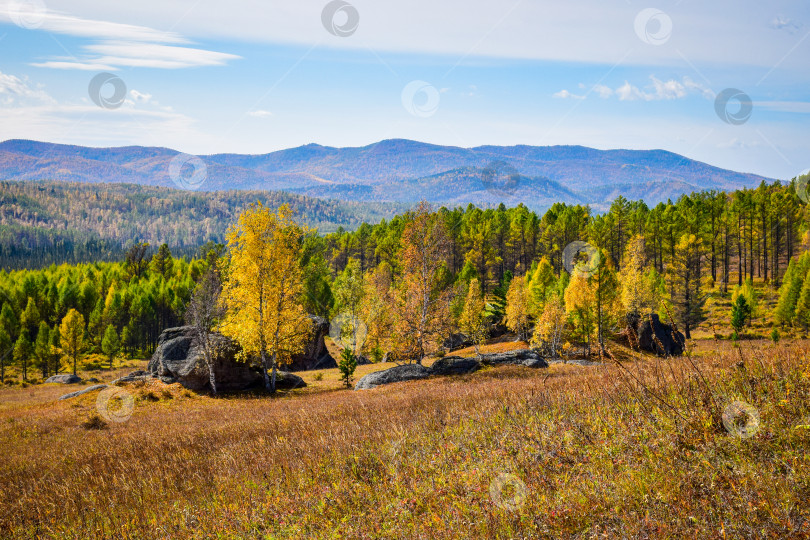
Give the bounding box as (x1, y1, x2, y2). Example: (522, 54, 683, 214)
(0, 328, 11, 382)
(20, 297, 40, 339)
(667, 234, 707, 339)
(33, 322, 51, 378)
(150, 243, 175, 278)
(338, 347, 358, 388)
(13, 330, 33, 381)
(101, 324, 121, 370)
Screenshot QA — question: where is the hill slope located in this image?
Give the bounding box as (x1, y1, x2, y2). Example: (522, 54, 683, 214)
(0, 139, 773, 211)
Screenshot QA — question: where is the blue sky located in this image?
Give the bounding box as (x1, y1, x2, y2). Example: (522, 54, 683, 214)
(0, 0, 808, 180)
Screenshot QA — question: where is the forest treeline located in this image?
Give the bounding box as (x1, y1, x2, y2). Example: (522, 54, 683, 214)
(0, 178, 808, 385)
(0, 181, 403, 269)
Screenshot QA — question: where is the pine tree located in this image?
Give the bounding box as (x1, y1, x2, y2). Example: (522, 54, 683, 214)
(20, 297, 40, 339)
(33, 322, 51, 378)
(101, 324, 121, 370)
(667, 234, 707, 339)
(730, 295, 752, 334)
(527, 257, 556, 316)
(338, 347, 357, 388)
(0, 328, 11, 382)
(13, 330, 33, 381)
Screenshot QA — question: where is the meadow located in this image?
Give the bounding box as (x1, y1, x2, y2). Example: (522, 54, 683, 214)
(0, 337, 808, 539)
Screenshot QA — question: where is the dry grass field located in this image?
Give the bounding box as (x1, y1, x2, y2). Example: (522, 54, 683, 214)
(0, 337, 808, 539)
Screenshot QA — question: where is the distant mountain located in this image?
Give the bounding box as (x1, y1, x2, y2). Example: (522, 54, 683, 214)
(0, 139, 775, 211)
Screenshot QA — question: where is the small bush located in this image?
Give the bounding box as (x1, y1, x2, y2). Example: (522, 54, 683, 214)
(139, 389, 159, 402)
(161, 389, 174, 400)
(313, 373, 324, 382)
(81, 413, 108, 430)
(771, 328, 780, 343)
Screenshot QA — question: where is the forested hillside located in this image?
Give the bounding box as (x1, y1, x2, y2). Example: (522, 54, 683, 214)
(1, 177, 807, 384)
(0, 181, 403, 269)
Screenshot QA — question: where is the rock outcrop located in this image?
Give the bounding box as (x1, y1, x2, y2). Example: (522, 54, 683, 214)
(58, 384, 108, 400)
(479, 349, 549, 368)
(626, 313, 685, 356)
(429, 356, 481, 376)
(148, 326, 264, 392)
(355, 349, 549, 390)
(45, 374, 82, 384)
(354, 364, 431, 390)
(287, 317, 337, 371)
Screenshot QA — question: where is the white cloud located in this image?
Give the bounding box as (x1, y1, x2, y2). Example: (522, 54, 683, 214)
(248, 110, 273, 118)
(553, 89, 585, 100)
(770, 15, 802, 33)
(562, 76, 715, 102)
(130, 90, 152, 103)
(0, 71, 54, 105)
(0, 1, 239, 70)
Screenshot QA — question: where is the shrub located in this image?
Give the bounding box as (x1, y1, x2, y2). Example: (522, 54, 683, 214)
(338, 348, 358, 388)
(81, 413, 108, 430)
(313, 373, 324, 382)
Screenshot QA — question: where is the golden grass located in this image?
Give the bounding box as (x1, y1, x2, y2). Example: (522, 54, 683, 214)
(0, 338, 808, 538)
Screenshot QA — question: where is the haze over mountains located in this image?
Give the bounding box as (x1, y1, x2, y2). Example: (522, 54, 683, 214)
(0, 139, 774, 211)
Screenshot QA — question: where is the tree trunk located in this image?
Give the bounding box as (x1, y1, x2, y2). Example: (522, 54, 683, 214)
(270, 352, 278, 394)
(261, 349, 271, 392)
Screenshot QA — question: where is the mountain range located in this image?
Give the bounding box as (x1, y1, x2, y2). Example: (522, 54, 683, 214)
(0, 139, 775, 211)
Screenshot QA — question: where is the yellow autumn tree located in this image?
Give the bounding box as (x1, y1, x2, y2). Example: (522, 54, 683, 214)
(459, 277, 488, 356)
(361, 262, 395, 361)
(391, 201, 452, 364)
(619, 235, 664, 318)
(531, 294, 567, 357)
(59, 308, 85, 376)
(220, 203, 311, 393)
(504, 274, 530, 340)
(564, 274, 596, 357)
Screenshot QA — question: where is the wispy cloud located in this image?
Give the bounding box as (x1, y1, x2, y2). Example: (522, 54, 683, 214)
(0, 1, 239, 70)
(248, 110, 273, 118)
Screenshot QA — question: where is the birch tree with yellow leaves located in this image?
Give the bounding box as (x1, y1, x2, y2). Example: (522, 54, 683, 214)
(220, 203, 311, 393)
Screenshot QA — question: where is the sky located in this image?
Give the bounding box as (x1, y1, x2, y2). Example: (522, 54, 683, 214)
(0, 0, 808, 180)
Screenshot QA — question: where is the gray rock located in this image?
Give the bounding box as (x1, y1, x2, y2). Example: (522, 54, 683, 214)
(58, 384, 108, 401)
(442, 333, 473, 351)
(355, 364, 431, 390)
(626, 313, 685, 356)
(430, 356, 481, 376)
(287, 316, 337, 371)
(273, 371, 307, 390)
(45, 374, 82, 384)
(112, 370, 152, 385)
(480, 349, 549, 368)
(148, 327, 264, 392)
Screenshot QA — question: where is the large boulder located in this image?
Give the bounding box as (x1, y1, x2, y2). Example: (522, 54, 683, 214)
(355, 364, 431, 390)
(46, 374, 82, 384)
(626, 313, 685, 356)
(430, 356, 481, 376)
(480, 349, 548, 368)
(273, 371, 307, 390)
(287, 316, 338, 371)
(148, 327, 264, 392)
(443, 333, 473, 351)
